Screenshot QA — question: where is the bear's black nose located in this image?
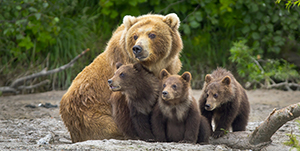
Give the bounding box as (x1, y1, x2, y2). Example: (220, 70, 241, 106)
(205, 104, 210, 108)
(132, 45, 143, 55)
(108, 79, 112, 84)
(162, 91, 168, 96)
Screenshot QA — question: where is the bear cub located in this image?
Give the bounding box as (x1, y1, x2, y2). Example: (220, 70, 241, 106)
(199, 67, 250, 138)
(151, 69, 211, 143)
(108, 62, 160, 141)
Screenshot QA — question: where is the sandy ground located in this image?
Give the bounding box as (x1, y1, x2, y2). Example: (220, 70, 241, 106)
(0, 89, 300, 150)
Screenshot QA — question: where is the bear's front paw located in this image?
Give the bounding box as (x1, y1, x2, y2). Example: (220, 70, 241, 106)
(212, 130, 225, 138)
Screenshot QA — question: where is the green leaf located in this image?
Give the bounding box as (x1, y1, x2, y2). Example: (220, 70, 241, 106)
(43, 2, 49, 8)
(18, 36, 34, 50)
(35, 13, 41, 20)
(271, 15, 279, 23)
(110, 10, 118, 19)
(190, 21, 200, 28)
(251, 32, 260, 40)
(129, 1, 137, 6)
(28, 7, 37, 12)
(258, 25, 266, 32)
(53, 17, 59, 23)
(250, 4, 258, 12)
(195, 11, 203, 22)
(16, 6, 22, 10)
(250, 23, 257, 30)
(182, 24, 191, 35)
(242, 26, 250, 34)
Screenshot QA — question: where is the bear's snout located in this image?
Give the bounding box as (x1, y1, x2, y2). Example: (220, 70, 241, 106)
(108, 79, 113, 84)
(162, 91, 168, 96)
(205, 104, 211, 110)
(132, 45, 143, 55)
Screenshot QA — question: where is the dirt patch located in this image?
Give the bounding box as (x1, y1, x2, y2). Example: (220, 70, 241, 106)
(0, 89, 300, 150)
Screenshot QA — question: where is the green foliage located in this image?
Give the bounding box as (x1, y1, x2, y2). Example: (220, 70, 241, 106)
(276, 0, 300, 9)
(284, 120, 300, 150)
(229, 40, 300, 89)
(1, 0, 300, 91)
(220, 128, 229, 135)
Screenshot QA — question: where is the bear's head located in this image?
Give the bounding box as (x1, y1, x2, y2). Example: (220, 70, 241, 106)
(108, 62, 150, 92)
(203, 74, 233, 111)
(121, 13, 182, 66)
(159, 69, 192, 105)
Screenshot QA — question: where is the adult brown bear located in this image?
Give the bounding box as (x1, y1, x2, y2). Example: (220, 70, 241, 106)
(60, 13, 183, 143)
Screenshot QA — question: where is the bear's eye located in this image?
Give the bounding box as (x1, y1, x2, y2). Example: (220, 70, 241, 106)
(206, 93, 209, 97)
(120, 73, 125, 77)
(213, 93, 218, 98)
(172, 84, 177, 90)
(163, 84, 166, 88)
(133, 35, 138, 40)
(148, 33, 156, 39)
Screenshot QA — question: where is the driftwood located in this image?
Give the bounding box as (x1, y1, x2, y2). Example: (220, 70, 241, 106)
(210, 102, 300, 150)
(0, 48, 90, 94)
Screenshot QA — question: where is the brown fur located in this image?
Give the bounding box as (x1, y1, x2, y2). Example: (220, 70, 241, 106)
(199, 67, 250, 138)
(60, 13, 183, 142)
(151, 70, 210, 143)
(108, 63, 159, 141)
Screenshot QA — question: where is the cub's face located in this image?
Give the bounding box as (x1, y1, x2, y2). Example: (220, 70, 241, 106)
(204, 75, 232, 111)
(108, 63, 145, 92)
(108, 63, 134, 92)
(122, 13, 180, 64)
(159, 69, 191, 105)
(161, 76, 183, 102)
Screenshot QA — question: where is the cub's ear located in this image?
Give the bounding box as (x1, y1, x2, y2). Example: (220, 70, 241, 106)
(116, 62, 123, 69)
(123, 15, 137, 29)
(133, 63, 143, 72)
(181, 72, 192, 83)
(160, 69, 170, 80)
(205, 74, 213, 83)
(222, 76, 231, 85)
(163, 13, 180, 29)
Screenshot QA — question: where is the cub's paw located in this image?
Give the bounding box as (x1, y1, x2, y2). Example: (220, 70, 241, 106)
(212, 130, 225, 139)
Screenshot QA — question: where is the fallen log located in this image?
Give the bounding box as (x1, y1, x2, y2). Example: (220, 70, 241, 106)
(210, 102, 300, 150)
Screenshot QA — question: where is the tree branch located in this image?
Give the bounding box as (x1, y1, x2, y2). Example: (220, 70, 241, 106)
(158, 0, 185, 14)
(0, 48, 89, 94)
(10, 48, 90, 88)
(266, 81, 300, 89)
(18, 80, 50, 91)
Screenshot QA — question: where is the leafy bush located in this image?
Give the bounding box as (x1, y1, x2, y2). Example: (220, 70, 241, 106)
(229, 40, 300, 89)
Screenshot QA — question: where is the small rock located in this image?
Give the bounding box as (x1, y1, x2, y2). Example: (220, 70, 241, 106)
(38, 103, 58, 108)
(37, 132, 54, 145)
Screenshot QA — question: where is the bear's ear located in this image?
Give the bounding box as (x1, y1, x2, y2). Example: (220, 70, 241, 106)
(133, 63, 143, 72)
(116, 62, 123, 69)
(163, 13, 180, 29)
(160, 69, 170, 80)
(205, 74, 213, 83)
(222, 76, 231, 85)
(181, 72, 192, 83)
(123, 15, 137, 29)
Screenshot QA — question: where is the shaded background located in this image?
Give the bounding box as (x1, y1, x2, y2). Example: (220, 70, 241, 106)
(0, 0, 299, 94)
